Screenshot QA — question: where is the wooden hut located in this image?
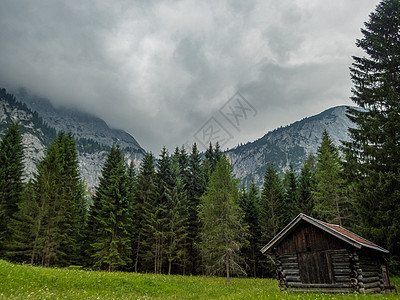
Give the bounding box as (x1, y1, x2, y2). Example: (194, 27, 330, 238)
(260, 213, 392, 293)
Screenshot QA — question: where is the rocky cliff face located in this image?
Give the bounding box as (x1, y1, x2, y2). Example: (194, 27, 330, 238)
(16, 92, 142, 151)
(0, 89, 48, 181)
(225, 106, 355, 187)
(0, 88, 145, 192)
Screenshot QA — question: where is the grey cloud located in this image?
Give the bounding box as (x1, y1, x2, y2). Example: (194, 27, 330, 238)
(0, 0, 380, 152)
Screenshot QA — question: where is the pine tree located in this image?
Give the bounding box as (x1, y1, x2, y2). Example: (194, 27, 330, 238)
(259, 164, 284, 277)
(343, 0, 400, 268)
(203, 142, 222, 178)
(282, 164, 298, 223)
(259, 164, 284, 241)
(186, 143, 205, 274)
(133, 152, 157, 272)
(313, 130, 351, 226)
(239, 179, 262, 277)
(126, 162, 137, 270)
(175, 145, 190, 188)
(165, 156, 189, 274)
(0, 122, 24, 256)
(297, 154, 316, 216)
(88, 145, 132, 271)
(5, 180, 38, 263)
(59, 133, 87, 265)
(150, 146, 171, 274)
(14, 133, 86, 266)
(199, 156, 248, 282)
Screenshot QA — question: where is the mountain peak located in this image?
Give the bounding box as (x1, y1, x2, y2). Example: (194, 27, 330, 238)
(15, 91, 144, 153)
(225, 105, 355, 187)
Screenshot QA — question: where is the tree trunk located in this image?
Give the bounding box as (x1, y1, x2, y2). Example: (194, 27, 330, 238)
(226, 257, 230, 283)
(134, 234, 141, 272)
(252, 247, 256, 278)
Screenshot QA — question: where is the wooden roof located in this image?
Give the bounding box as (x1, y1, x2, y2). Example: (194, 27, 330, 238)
(260, 213, 389, 254)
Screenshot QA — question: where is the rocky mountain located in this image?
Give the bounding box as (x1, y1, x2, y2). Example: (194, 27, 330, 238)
(16, 88, 142, 152)
(0, 88, 145, 191)
(225, 106, 355, 187)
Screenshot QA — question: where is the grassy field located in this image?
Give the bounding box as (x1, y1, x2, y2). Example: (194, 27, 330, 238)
(0, 260, 398, 299)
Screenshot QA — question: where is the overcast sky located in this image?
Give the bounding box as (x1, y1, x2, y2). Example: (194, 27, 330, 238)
(0, 0, 379, 153)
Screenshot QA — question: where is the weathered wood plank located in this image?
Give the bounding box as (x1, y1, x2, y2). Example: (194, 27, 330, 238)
(360, 266, 380, 272)
(332, 262, 350, 268)
(328, 249, 349, 254)
(363, 271, 379, 277)
(334, 276, 350, 282)
(363, 281, 381, 289)
(281, 262, 298, 268)
(362, 276, 380, 283)
(288, 288, 354, 293)
(282, 269, 299, 276)
(286, 282, 352, 288)
(285, 275, 301, 282)
(364, 287, 382, 293)
(333, 268, 351, 275)
(279, 253, 298, 259)
(331, 257, 350, 263)
(280, 257, 298, 263)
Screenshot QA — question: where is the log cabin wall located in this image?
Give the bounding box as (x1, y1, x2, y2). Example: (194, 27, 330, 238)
(272, 222, 356, 292)
(352, 250, 386, 293)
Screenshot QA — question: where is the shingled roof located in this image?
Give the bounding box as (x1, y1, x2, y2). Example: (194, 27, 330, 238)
(260, 213, 389, 254)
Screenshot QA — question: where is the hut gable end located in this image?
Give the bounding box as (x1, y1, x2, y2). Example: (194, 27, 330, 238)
(276, 222, 348, 255)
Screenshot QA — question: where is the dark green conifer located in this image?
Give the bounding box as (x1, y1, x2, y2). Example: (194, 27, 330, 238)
(165, 156, 189, 274)
(259, 164, 284, 277)
(239, 179, 262, 277)
(343, 0, 400, 268)
(16, 133, 86, 267)
(0, 122, 24, 256)
(186, 143, 205, 274)
(88, 145, 132, 271)
(133, 152, 156, 272)
(282, 164, 298, 223)
(297, 154, 316, 216)
(313, 130, 351, 226)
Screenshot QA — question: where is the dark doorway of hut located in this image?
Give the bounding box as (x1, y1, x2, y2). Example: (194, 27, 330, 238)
(297, 251, 334, 284)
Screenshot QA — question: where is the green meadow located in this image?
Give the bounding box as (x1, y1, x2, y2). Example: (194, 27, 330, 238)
(0, 260, 398, 299)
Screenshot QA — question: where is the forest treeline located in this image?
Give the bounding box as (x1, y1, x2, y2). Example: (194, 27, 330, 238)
(0, 124, 397, 278)
(1, 0, 400, 279)
(0, 121, 352, 277)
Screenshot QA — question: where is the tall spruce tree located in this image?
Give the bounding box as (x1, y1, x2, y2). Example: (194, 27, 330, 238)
(6, 180, 36, 262)
(199, 156, 248, 282)
(165, 155, 189, 275)
(16, 133, 86, 266)
(259, 164, 284, 277)
(297, 154, 316, 216)
(344, 0, 400, 268)
(149, 146, 171, 274)
(126, 162, 137, 270)
(88, 145, 132, 271)
(259, 164, 284, 241)
(282, 165, 298, 224)
(133, 152, 156, 272)
(239, 179, 262, 277)
(187, 143, 204, 274)
(0, 122, 24, 257)
(313, 130, 351, 226)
